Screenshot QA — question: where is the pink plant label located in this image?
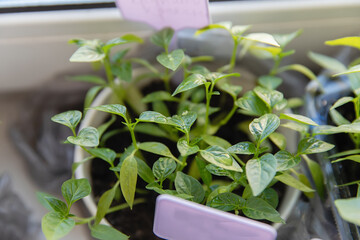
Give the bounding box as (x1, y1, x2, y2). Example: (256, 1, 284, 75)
(115, 0, 210, 30)
(153, 195, 277, 240)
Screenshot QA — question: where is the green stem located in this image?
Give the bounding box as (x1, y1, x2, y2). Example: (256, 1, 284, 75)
(204, 84, 211, 134)
(219, 97, 237, 127)
(104, 55, 115, 88)
(229, 38, 239, 73)
(270, 55, 283, 76)
(107, 198, 146, 214)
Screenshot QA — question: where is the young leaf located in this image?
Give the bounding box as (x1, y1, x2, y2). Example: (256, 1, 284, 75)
(84, 86, 104, 113)
(138, 111, 171, 125)
(69, 75, 106, 85)
(335, 198, 360, 226)
(152, 157, 177, 182)
(51, 110, 82, 131)
(334, 64, 360, 76)
(280, 113, 318, 126)
(90, 224, 129, 240)
(236, 91, 269, 116)
(91, 104, 127, 120)
(308, 51, 347, 73)
(330, 96, 354, 110)
(104, 34, 143, 53)
(273, 29, 302, 49)
(195, 156, 212, 187)
(227, 141, 256, 155)
(200, 146, 243, 172)
(134, 123, 169, 139)
(325, 36, 360, 50)
(243, 33, 280, 47)
(275, 172, 315, 192)
(120, 155, 138, 209)
(246, 154, 277, 196)
(42, 212, 75, 240)
(249, 114, 280, 144)
(70, 45, 105, 62)
(195, 22, 232, 36)
(175, 172, 205, 203)
(332, 155, 360, 164)
(95, 185, 117, 225)
(61, 178, 91, 206)
(37, 193, 68, 216)
(113, 62, 132, 82)
(156, 49, 185, 71)
(172, 73, 207, 96)
(135, 157, 155, 184)
(242, 197, 284, 223)
(138, 142, 176, 159)
(177, 139, 200, 157)
(304, 156, 325, 199)
(142, 91, 178, 103)
(258, 75, 283, 90)
(218, 83, 242, 98)
(150, 27, 174, 49)
(269, 132, 286, 150)
(254, 86, 284, 110)
(297, 137, 334, 155)
(88, 148, 116, 165)
(259, 188, 279, 209)
(67, 127, 99, 147)
(202, 135, 232, 149)
(208, 192, 245, 212)
(170, 111, 197, 133)
(275, 150, 301, 171)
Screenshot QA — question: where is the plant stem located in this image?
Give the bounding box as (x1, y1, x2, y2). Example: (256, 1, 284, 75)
(107, 198, 146, 214)
(219, 97, 237, 127)
(104, 55, 115, 88)
(229, 39, 239, 73)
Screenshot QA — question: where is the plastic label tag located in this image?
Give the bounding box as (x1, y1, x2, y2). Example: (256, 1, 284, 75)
(115, 0, 210, 30)
(153, 195, 277, 240)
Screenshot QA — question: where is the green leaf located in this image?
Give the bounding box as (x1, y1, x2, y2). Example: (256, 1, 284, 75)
(278, 64, 316, 80)
(205, 164, 238, 180)
(120, 155, 137, 209)
(249, 114, 280, 143)
(157, 49, 184, 71)
(269, 132, 286, 150)
(175, 172, 205, 203)
(297, 137, 334, 155)
(177, 139, 199, 157)
(67, 127, 99, 147)
(258, 75, 283, 90)
(134, 123, 169, 139)
(104, 34, 143, 53)
(209, 192, 245, 212)
(334, 64, 360, 76)
(98, 115, 116, 139)
(227, 141, 256, 155)
(254, 86, 284, 109)
(135, 157, 155, 184)
(273, 29, 302, 49)
(88, 148, 116, 165)
(172, 73, 207, 96)
(202, 135, 232, 149)
(37, 193, 68, 216)
(169, 111, 197, 133)
(236, 91, 269, 116)
(146, 182, 194, 200)
(218, 83, 243, 98)
(138, 111, 171, 125)
(243, 33, 280, 47)
(275, 150, 301, 171)
(91, 224, 129, 240)
(281, 121, 309, 134)
(84, 86, 104, 113)
(195, 156, 212, 187)
(69, 75, 106, 85)
(61, 178, 91, 206)
(51, 110, 82, 131)
(315, 123, 360, 134)
(330, 96, 354, 110)
(42, 212, 75, 240)
(95, 185, 116, 225)
(195, 22, 232, 36)
(200, 146, 243, 172)
(70, 44, 105, 62)
(152, 157, 177, 182)
(330, 149, 360, 159)
(308, 51, 347, 73)
(332, 155, 360, 164)
(326, 36, 360, 50)
(246, 154, 277, 196)
(231, 25, 251, 38)
(275, 173, 315, 192)
(243, 197, 284, 223)
(259, 188, 279, 209)
(280, 113, 318, 126)
(91, 104, 127, 120)
(113, 62, 132, 82)
(330, 109, 351, 127)
(142, 91, 178, 103)
(304, 156, 325, 199)
(150, 27, 174, 49)
(335, 198, 360, 226)
(138, 142, 176, 159)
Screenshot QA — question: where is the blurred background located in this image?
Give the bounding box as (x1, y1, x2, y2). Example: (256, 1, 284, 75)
(1, 0, 360, 239)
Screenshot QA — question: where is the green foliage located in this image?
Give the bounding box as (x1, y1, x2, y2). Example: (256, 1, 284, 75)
(41, 24, 338, 239)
